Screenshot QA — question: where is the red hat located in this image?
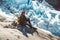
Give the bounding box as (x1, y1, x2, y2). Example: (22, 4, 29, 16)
(21, 11, 25, 15)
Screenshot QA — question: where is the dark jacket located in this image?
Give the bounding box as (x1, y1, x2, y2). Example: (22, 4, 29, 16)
(19, 14, 28, 26)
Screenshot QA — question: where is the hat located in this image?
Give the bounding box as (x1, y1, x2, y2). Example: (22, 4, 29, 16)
(21, 11, 25, 15)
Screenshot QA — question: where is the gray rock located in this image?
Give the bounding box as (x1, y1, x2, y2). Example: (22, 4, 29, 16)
(45, 0, 60, 10)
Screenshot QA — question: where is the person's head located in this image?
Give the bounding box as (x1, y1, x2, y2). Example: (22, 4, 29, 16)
(21, 11, 25, 15)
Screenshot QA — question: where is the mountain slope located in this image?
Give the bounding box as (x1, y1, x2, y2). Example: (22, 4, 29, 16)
(0, 25, 60, 40)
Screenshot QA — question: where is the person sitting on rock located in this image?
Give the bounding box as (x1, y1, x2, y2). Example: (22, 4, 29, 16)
(17, 11, 37, 30)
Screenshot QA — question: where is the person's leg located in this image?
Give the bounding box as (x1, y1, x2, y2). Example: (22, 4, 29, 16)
(27, 18, 37, 30)
(27, 19, 33, 28)
(26, 23, 33, 28)
(27, 18, 33, 28)
(26, 23, 37, 30)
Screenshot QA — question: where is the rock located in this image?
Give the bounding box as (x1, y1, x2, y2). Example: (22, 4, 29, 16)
(32, 0, 43, 3)
(45, 0, 60, 10)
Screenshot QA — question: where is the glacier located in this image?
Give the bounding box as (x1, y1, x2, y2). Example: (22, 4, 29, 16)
(0, 0, 60, 37)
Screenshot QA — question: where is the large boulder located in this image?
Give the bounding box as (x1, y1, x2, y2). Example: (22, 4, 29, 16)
(45, 0, 60, 10)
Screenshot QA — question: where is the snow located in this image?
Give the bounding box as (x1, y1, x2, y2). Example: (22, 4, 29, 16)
(0, 27, 59, 40)
(0, 9, 17, 21)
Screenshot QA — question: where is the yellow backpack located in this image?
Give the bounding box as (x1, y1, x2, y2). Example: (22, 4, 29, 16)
(17, 17, 20, 24)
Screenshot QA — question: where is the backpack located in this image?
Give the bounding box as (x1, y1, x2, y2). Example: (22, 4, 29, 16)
(17, 17, 21, 24)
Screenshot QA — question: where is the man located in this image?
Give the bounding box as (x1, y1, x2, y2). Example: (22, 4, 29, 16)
(17, 11, 37, 30)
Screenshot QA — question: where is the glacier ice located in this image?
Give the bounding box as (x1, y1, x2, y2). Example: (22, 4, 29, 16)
(0, 0, 60, 37)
